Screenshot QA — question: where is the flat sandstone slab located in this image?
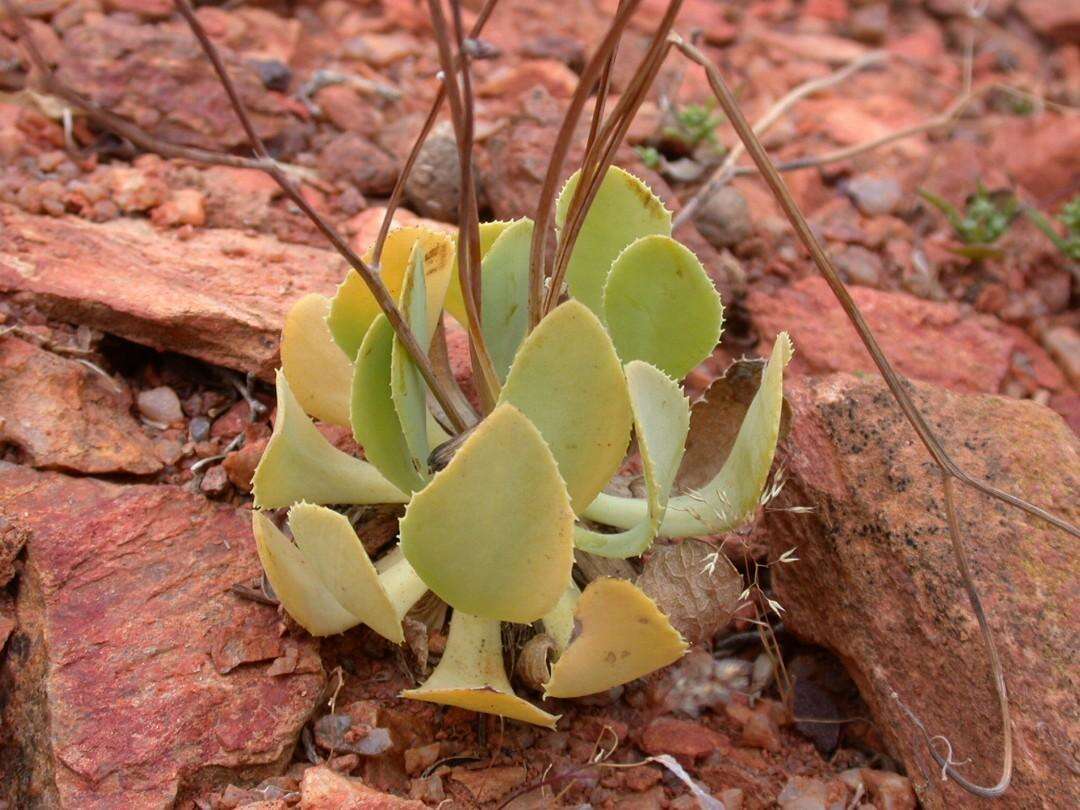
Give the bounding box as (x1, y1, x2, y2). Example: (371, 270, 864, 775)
(0, 205, 346, 379)
(0, 466, 325, 808)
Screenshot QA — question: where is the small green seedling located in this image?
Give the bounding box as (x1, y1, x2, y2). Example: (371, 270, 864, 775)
(251, 164, 792, 726)
(663, 102, 724, 153)
(1024, 194, 1080, 262)
(919, 184, 1019, 259)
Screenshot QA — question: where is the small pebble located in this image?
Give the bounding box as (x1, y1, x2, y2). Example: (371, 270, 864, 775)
(188, 416, 211, 443)
(137, 386, 183, 424)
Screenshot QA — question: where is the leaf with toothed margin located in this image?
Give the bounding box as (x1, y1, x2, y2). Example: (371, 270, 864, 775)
(582, 333, 793, 537)
(574, 360, 689, 558)
(288, 503, 425, 644)
(253, 371, 407, 509)
(556, 166, 671, 317)
(602, 234, 724, 380)
(543, 577, 687, 698)
(443, 220, 518, 327)
(499, 300, 632, 513)
(478, 218, 533, 381)
(251, 511, 358, 637)
(390, 242, 433, 485)
(400, 403, 574, 624)
(351, 316, 424, 494)
(280, 293, 354, 426)
(403, 610, 559, 728)
(328, 227, 454, 360)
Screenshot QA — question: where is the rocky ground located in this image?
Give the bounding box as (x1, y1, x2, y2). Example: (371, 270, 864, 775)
(0, 0, 1077, 807)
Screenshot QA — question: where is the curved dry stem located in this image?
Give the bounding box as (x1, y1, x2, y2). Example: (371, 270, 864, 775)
(884, 473, 1011, 798)
(526, 0, 643, 328)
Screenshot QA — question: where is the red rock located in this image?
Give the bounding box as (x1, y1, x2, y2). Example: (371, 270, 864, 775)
(314, 85, 383, 137)
(766, 374, 1079, 809)
(104, 165, 169, 213)
(0, 205, 345, 379)
(223, 437, 269, 491)
(1049, 392, 1080, 435)
(1041, 325, 1080, 388)
(1018, 0, 1080, 43)
(777, 776, 848, 809)
(860, 768, 916, 810)
(740, 702, 783, 752)
(450, 765, 526, 804)
(151, 188, 207, 229)
(640, 718, 729, 761)
(995, 116, 1080, 207)
(318, 133, 400, 196)
(747, 276, 1014, 394)
(477, 60, 579, 99)
(300, 766, 423, 809)
(0, 336, 161, 475)
(57, 17, 291, 153)
(0, 467, 325, 808)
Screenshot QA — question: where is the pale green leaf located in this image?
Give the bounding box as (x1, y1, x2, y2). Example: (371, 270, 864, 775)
(253, 371, 408, 509)
(400, 403, 574, 623)
(350, 316, 424, 493)
(574, 360, 689, 558)
(328, 227, 454, 360)
(251, 511, 358, 636)
(582, 333, 792, 536)
(444, 220, 518, 327)
(479, 218, 533, 381)
(288, 503, 425, 644)
(556, 166, 671, 316)
(499, 299, 632, 512)
(603, 234, 724, 379)
(543, 577, 687, 698)
(281, 293, 353, 426)
(390, 242, 432, 485)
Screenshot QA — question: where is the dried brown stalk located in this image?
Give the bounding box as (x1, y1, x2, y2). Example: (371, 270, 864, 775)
(674, 49, 887, 229)
(544, 0, 684, 316)
(425, 0, 501, 407)
(370, 0, 500, 268)
(526, 0, 643, 328)
(670, 33, 1080, 798)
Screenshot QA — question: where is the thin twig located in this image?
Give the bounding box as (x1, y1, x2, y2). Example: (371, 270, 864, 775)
(370, 0, 500, 267)
(526, 0, 643, 328)
(674, 49, 886, 229)
(545, 1, 683, 316)
(673, 33, 1079, 798)
(425, 0, 500, 406)
(169, 0, 468, 433)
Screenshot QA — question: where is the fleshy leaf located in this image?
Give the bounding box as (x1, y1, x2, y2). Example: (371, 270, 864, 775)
(288, 503, 425, 644)
(251, 511, 358, 636)
(281, 293, 353, 426)
(543, 577, 687, 698)
(602, 234, 724, 379)
(499, 300, 632, 512)
(556, 166, 671, 316)
(328, 227, 454, 360)
(400, 404, 574, 624)
(478, 218, 532, 381)
(444, 220, 517, 327)
(574, 360, 690, 558)
(542, 581, 581, 652)
(253, 371, 407, 509)
(583, 333, 792, 536)
(390, 242, 433, 484)
(403, 610, 559, 728)
(350, 316, 425, 493)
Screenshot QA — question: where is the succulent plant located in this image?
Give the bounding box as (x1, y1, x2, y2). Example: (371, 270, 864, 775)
(250, 165, 791, 727)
